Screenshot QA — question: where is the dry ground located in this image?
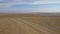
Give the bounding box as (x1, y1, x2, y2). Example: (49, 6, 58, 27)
(0, 14, 60, 34)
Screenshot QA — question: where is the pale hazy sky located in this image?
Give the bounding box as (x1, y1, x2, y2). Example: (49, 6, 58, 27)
(0, 0, 60, 13)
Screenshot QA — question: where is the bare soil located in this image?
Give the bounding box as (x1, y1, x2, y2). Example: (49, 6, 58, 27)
(0, 14, 60, 34)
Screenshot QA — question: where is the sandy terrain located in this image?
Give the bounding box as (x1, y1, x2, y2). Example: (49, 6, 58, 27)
(0, 14, 60, 34)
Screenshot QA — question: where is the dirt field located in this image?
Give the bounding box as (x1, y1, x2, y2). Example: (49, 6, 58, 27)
(0, 14, 60, 34)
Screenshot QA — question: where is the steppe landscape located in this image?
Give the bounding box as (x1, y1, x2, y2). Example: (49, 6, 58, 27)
(0, 14, 60, 34)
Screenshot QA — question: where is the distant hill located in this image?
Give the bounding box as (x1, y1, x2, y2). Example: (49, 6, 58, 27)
(0, 12, 60, 16)
(27, 12, 60, 16)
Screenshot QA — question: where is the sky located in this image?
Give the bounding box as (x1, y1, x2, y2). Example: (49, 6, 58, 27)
(0, 0, 60, 13)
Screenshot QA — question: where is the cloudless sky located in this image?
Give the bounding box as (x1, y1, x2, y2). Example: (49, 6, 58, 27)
(0, 0, 60, 13)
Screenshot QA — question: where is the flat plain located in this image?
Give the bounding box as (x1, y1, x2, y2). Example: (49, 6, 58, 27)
(0, 14, 60, 34)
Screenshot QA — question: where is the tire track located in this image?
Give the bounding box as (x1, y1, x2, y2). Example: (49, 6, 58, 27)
(9, 18, 52, 34)
(9, 18, 40, 34)
(16, 19, 58, 34)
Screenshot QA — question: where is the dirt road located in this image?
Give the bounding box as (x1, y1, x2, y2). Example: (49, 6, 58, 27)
(0, 17, 60, 34)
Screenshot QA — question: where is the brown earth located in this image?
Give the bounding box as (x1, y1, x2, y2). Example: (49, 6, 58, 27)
(0, 14, 60, 34)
